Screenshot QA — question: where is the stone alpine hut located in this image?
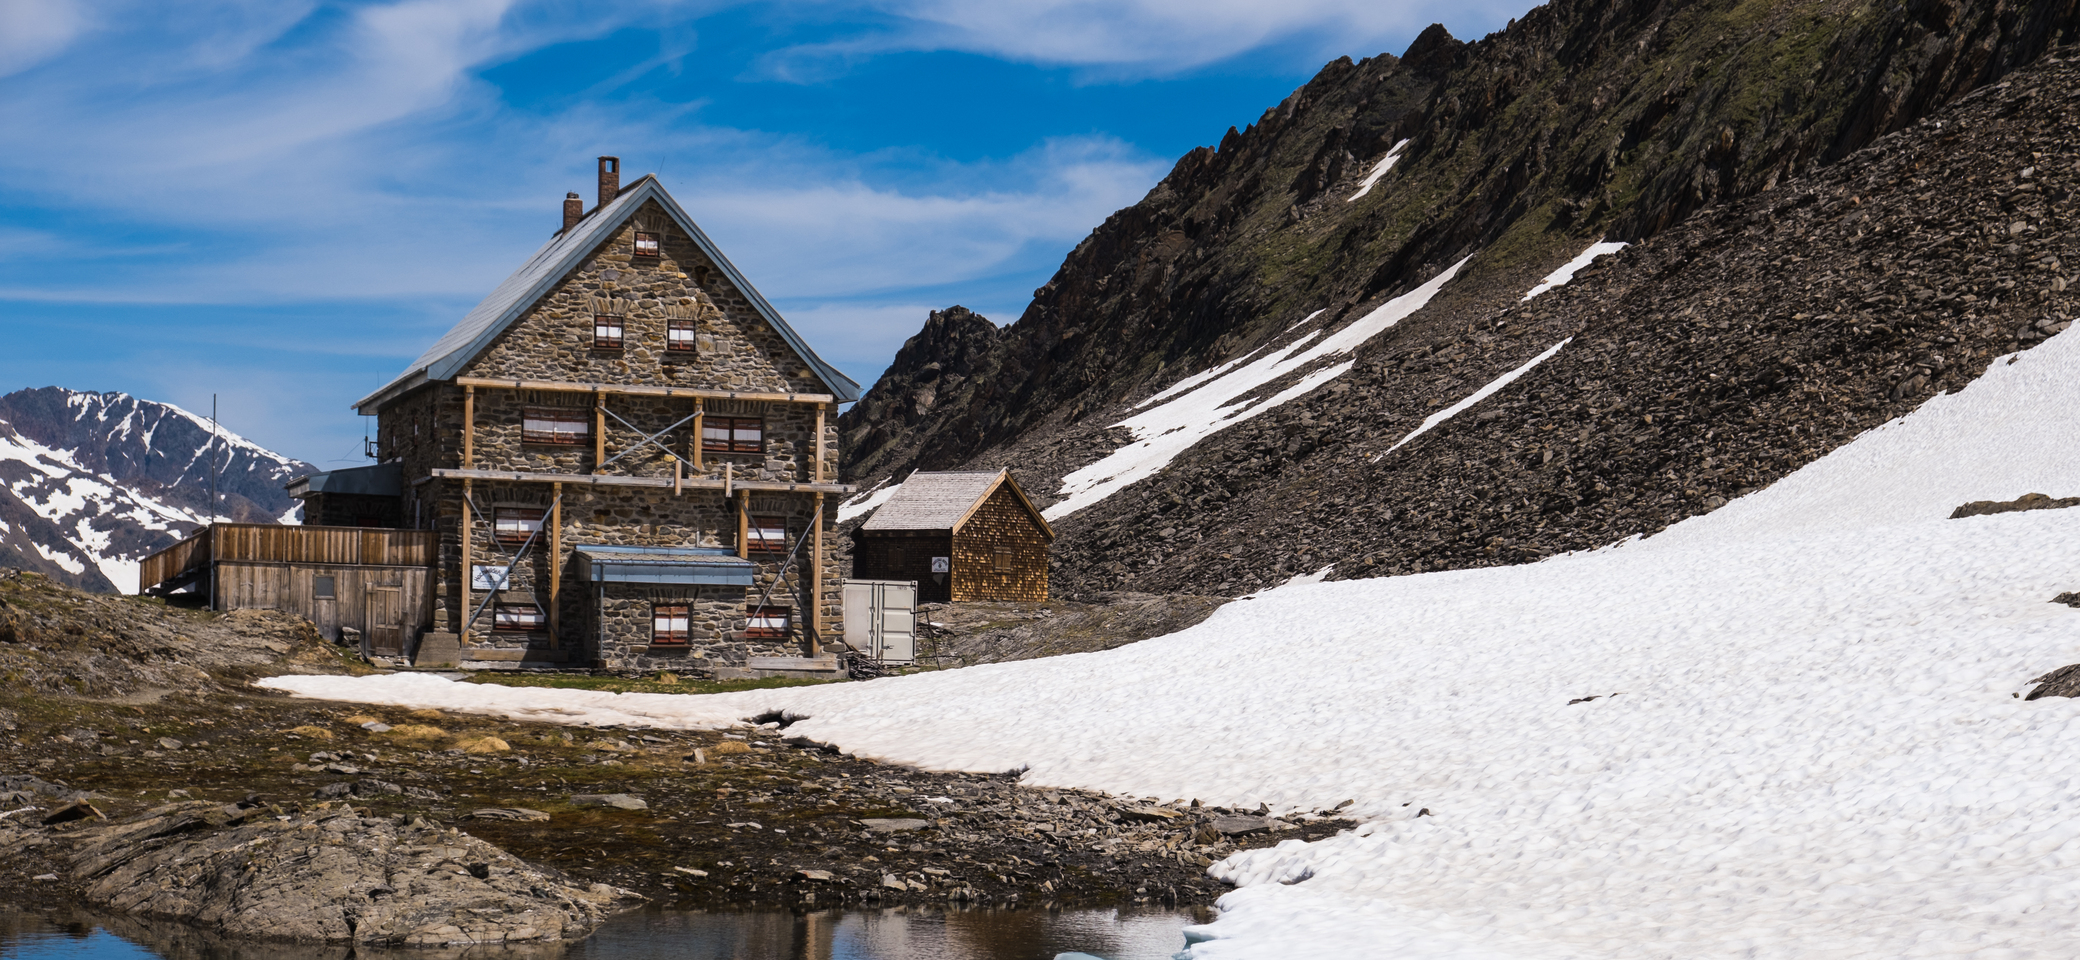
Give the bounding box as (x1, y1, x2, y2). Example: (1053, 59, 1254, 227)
(310, 156, 857, 673)
(852, 470, 1054, 603)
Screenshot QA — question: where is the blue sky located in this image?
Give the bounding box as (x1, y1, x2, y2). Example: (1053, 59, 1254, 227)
(0, 0, 1533, 468)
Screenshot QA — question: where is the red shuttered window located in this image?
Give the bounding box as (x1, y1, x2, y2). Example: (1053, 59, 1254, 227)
(701, 417, 763, 453)
(652, 604, 690, 644)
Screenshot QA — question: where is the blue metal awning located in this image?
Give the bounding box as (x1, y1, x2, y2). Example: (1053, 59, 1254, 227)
(574, 544, 754, 586)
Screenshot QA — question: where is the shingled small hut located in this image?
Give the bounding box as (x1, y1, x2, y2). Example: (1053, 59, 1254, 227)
(853, 470, 1054, 603)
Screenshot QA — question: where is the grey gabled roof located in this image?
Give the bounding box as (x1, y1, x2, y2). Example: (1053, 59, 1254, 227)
(284, 462, 401, 499)
(861, 469, 1055, 539)
(354, 173, 861, 413)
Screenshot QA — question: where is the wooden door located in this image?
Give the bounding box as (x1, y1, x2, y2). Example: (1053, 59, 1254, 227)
(365, 586, 404, 657)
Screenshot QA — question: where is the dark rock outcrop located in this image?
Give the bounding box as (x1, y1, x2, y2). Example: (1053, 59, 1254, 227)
(842, 15, 2080, 597)
(1950, 492, 2080, 519)
(2026, 664, 2080, 700)
(30, 800, 639, 945)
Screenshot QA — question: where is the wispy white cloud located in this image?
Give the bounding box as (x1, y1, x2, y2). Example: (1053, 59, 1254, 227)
(0, 0, 1533, 463)
(0, 0, 91, 77)
(773, 0, 1529, 77)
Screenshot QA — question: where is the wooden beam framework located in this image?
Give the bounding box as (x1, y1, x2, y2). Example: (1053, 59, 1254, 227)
(456, 376, 832, 405)
(592, 390, 606, 475)
(814, 403, 827, 483)
(459, 477, 473, 644)
(810, 491, 824, 654)
(462, 385, 476, 469)
(549, 481, 562, 647)
(428, 467, 853, 495)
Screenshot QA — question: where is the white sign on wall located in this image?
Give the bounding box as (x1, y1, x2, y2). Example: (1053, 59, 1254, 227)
(472, 565, 511, 592)
(930, 556, 951, 574)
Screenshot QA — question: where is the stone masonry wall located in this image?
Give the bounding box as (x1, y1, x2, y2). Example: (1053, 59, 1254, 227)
(466, 199, 831, 397)
(378, 195, 848, 671)
(426, 480, 844, 672)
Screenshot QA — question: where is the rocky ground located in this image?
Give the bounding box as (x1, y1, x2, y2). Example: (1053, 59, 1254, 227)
(0, 569, 1345, 946)
(908, 592, 1228, 667)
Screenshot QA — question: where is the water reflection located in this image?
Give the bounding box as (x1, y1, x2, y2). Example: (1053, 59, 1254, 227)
(574, 905, 1208, 960)
(0, 904, 1208, 960)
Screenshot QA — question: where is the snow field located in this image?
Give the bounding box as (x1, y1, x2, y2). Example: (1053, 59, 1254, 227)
(267, 323, 2080, 958)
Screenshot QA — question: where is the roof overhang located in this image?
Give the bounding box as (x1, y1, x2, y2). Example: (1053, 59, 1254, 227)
(353, 173, 861, 414)
(574, 544, 754, 586)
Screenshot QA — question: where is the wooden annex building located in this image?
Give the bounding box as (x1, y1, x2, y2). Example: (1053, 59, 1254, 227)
(138, 522, 433, 657)
(853, 470, 1054, 603)
(142, 156, 862, 674)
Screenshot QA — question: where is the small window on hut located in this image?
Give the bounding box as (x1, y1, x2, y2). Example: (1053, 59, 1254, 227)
(701, 416, 763, 453)
(666, 318, 697, 353)
(493, 604, 545, 632)
(745, 605, 789, 640)
(593, 315, 625, 350)
(748, 516, 786, 553)
(633, 231, 661, 258)
(494, 507, 547, 545)
(652, 604, 691, 644)
(992, 545, 1013, 573)
(313, 576, 336, 599)
(522, 407, 589, 445)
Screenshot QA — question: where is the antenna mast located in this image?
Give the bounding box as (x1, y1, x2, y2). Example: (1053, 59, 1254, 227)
(210, 394, 220, 521)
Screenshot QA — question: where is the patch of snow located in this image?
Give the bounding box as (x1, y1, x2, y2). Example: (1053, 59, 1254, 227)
(1277, 564, 1334, 589)
(30, 540, 86, 575)
(1346, 139, 1410, 202)
(1046, 256, 1473, 521)
(263, 326, 2080, 959)
(1521, 240, 1628, 301)
(278, 503, 304, 526)
(836, 480, 901, 524)
(1283, 308, 1327, 334)
(1376, 338, 1572, 459)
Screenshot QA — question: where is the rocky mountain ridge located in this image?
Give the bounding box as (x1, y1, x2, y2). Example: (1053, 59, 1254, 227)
(0, 388, 312, 593)
(839, 0, 2080, 596)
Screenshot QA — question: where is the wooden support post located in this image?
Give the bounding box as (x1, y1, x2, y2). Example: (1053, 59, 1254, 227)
(549, 482, 562, 647)
(813, 403, 826, 483)
(593, 390, 606, 474)
(736, 486, 749, 559)
(462, 385, 475, 470)
(459, 478, 472, 645)
(674, 457, 683, 495)
(691, 404, 704, 470)
(810, 491, 824, 655)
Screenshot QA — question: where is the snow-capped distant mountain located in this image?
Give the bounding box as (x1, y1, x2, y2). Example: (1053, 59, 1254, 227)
(0, 387, 315, 593)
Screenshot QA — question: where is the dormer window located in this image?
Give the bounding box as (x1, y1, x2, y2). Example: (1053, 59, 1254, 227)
(633, 231, 660, 257)
(667, 318, 697, 353)
(593, 315, 624, 350)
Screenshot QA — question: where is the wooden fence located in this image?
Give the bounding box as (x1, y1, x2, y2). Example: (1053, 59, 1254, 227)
(139, 524, 434, 592)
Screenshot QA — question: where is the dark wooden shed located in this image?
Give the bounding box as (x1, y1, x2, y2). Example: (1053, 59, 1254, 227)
(853, 470, 1054, 603)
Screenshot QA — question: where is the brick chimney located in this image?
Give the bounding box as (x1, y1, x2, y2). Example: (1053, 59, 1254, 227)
(562, 192, 583, 232)
(597, 156, 620, 209)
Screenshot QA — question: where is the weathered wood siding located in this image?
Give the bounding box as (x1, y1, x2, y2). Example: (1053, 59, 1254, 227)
(212, 562, 430, 648)
(951, 484, 1049, 602)
(210, 524, 433, 567)
(139, 527, 211, 592)
(853, 532, 952, 603)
